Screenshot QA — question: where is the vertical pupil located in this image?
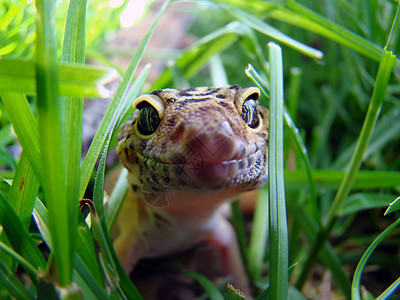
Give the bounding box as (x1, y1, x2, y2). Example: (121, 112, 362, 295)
(137, 105, 161, 135)
(241, 99, 260, 129)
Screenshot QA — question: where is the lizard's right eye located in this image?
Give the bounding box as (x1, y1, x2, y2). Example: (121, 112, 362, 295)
(136, 102, 161, 136)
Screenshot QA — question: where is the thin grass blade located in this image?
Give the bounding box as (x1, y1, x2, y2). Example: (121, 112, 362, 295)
(296, 50, 397, 291)
(149, 21, 243, 89)
(0, 92, 42, 184)
(288, 201, 351, 297)
(90, 136, 143, 299)
(326, 50, 397, 225)
(267, 42, 288, 299)
(210, 54, 229, 86)
(114, 64, 151, 130)
(246, 64, 319, 220)
(376, 276, 400, 300)
(0, 192, 46, 278)
(59, 0, 88, 278)
(73, 257, 109, 300)
(0, 261, 35, 300)
(0, 59, 116, 98)
(230, 200, 248, 273)
(0, 240, 37, 280)
(36, 0, 73, 285)
(33, 198, 106, 295)
(339, 193, 395, 216)
(385, 196, 400, 215)
(6, 152, 39, 229)
(351, 218, 400, 299)
(219, 4, 323, 59)
(104, 64, 151, 231)
(1, 152, 39, 271)
(247, 188, 268, 282)
(80, 0, 171, 198)
(213, 0, 390, 65)
(333, 107, 400, 169)
(285, 169, 400, 190)
(184, 270, 223, 300)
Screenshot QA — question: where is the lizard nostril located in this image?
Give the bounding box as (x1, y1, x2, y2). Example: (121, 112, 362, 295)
(181, 120, 238, 163)
(171, 123, 185, 142)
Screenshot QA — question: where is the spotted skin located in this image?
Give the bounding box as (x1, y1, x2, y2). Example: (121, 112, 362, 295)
(113, 85, 269, 294)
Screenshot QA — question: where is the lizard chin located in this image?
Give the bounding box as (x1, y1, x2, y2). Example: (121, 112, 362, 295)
(136, 143, 268, 195)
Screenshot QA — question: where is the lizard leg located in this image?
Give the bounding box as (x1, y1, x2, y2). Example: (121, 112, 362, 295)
(209, 216, 250, 296)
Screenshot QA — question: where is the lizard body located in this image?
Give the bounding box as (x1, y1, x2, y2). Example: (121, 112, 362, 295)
(113, 85, 269, 293)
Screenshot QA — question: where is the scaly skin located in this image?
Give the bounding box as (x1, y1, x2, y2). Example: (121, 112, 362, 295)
(113, 85, 269, 294)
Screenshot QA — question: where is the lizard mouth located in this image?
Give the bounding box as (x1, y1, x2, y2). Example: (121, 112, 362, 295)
(136, 143, 268, 193)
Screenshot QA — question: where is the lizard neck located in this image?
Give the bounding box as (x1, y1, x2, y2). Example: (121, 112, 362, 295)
(142, 187, 241, 222)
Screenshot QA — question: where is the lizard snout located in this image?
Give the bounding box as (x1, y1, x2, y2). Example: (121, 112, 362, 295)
(179, 119, 241, 163)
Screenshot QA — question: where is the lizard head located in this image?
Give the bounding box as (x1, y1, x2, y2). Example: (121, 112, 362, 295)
(117, 85, 269, 202)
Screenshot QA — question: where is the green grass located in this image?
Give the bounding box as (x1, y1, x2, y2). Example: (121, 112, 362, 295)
(1, 0, 400, 299)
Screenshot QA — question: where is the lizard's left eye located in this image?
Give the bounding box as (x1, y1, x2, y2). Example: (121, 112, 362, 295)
(241, 98, 260, 129)
(132, 94, 165, 137)
(137, 102, 161, 136)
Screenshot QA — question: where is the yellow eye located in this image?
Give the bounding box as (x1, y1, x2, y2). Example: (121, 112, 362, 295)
(241, 98, 260, 129)
(235, 87, 262, 131)
(132, 94, 165, 137)
(136, 102, 161, 136)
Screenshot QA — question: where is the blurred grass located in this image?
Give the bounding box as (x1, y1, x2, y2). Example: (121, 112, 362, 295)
(0, 0, 399, 299)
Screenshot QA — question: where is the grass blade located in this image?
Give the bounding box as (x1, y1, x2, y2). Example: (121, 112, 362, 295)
(59, 0, 88, 285)
(36, 0, 73, 285)
(376, 276, 400, 300)
(0, 92, 42, 184)
(288, 201, 351, 297)
(104, 64, 151, 231)
(0, 192, 46, 277)
(333, 107, 400, 169)
(149, 21, 243, 89)
(219, 4, 323, 59)
(210, 54, 229, 86)
(385, 196, 400, 215)
(213, 0, 390, 65)
(0, 58, 116, 98)
(184, 270, 223, 300)
(0, 240, 37, 280)
(0, 260, 34, 300)
(6, 152, 39, 229)
(267, 42, 288, 299)
(33, 198, 106, 294)
(296, 50, 397, 291)
(247, 188, 268, 283)
(284, 170, 400, 190)
(80, 0, 171, 198)
(246, 65, 319, 221)
(73, 256, 109, 300)
(230, 200, 248, 275)
(0, 152, 39, 272)
(327, 50, 397, 227)
(90, 136, 143, 299)
(351, 218, 400, 299)
(285, 1, 385, 63)
(339, 193, 395, 216)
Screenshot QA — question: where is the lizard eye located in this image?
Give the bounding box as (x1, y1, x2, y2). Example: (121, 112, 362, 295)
(235, 87, 262, 131)
(136, 102, 161, 136)
(241, 98, 260, 129)
(132, 94, 165, 137)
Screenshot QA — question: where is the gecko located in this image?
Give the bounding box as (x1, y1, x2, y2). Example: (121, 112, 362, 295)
(112, 85, 269, 295)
